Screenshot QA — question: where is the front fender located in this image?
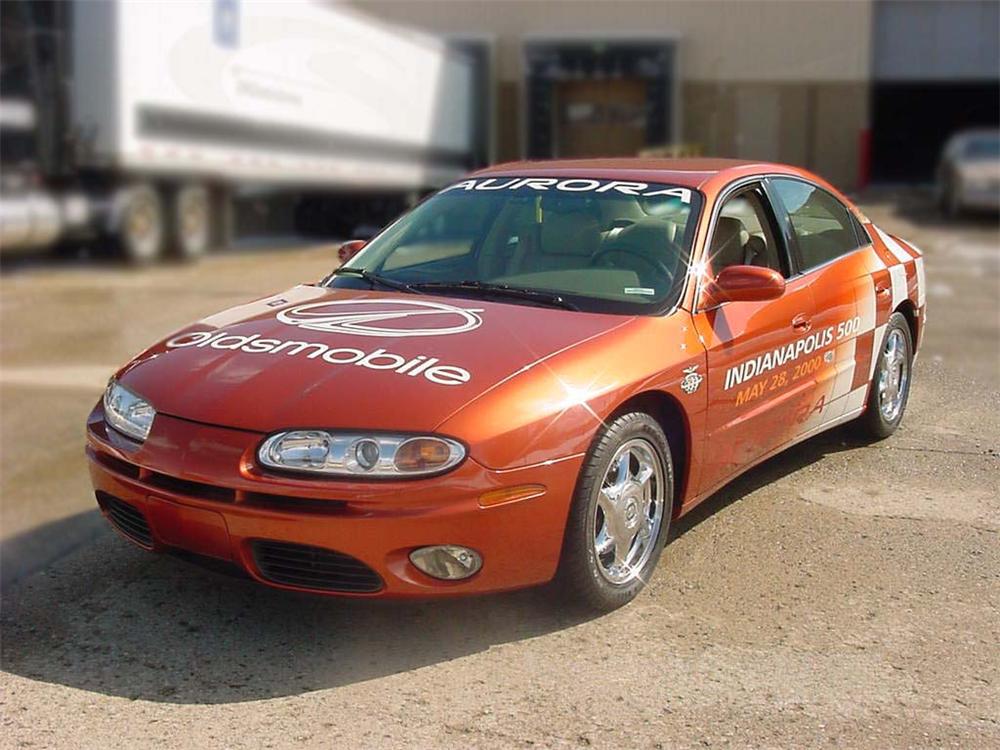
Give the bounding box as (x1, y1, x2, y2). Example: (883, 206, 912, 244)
(436, 314, 707, 470)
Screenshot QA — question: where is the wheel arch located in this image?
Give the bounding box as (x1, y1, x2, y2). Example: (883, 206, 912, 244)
(607, 390, 691, 516)
(894, 298, 919, 347)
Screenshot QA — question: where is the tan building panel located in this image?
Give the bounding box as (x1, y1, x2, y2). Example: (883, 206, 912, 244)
(345, 1, 872, 188)
(350, 0, 872, 83)
(681, 82, 866, 189)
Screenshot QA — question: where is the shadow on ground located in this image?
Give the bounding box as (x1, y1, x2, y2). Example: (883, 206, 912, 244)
(0, 425, 862, 705)
(1, 508, 109, 588)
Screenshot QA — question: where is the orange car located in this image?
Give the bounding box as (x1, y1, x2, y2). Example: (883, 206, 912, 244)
(87, 159, 925, 610)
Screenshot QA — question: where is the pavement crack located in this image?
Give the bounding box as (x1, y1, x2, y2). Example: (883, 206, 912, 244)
(885, 445, 998, 458)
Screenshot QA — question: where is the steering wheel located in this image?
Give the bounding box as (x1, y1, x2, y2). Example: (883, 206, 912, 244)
(591, 245, 676, 286)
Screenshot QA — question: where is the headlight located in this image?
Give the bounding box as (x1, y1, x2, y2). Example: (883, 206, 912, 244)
(103, 380, 156, 442)
(258, 431, 465, 477)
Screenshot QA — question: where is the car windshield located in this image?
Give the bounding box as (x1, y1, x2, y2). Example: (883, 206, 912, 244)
(963, 136, 1000, 160)
(324, 177, 703, 314)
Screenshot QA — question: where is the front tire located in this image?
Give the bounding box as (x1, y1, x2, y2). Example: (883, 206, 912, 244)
(116, 183, 165, 264)
(857, 312, 913, 439)
(556, 412, 673, 612)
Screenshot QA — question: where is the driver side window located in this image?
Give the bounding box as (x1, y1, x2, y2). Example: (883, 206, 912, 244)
(709, 188, 788, 277)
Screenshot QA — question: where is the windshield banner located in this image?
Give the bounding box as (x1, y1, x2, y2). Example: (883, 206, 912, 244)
(441, 178, 692, 204)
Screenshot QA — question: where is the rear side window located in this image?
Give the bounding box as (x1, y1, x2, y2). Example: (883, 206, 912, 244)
(771, 178, 863, 271)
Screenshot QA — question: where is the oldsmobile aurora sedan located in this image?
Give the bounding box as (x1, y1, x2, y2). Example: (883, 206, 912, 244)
(88, 159, 926, 610)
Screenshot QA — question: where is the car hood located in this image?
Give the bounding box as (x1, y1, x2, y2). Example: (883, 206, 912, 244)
(118, 285, 635, 434)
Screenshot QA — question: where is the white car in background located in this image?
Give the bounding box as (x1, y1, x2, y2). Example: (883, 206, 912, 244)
(937, 129, 1000, 217)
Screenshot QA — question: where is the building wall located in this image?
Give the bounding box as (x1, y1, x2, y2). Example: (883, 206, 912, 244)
(347, 0, 873, 189)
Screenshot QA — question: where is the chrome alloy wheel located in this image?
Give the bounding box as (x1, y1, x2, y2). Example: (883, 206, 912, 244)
(878, 328, 910, 422)
(592, 438, 665, 585)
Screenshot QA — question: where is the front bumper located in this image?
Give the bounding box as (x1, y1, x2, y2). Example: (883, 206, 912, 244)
(957, 184, 1000, 211)
(86, 404, 582, 597)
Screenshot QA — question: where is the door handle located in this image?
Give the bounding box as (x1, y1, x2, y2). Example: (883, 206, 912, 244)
(792, 314, 812, 332)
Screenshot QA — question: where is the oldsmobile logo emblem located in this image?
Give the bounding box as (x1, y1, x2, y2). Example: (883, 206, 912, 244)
(276, 299, 484, 338)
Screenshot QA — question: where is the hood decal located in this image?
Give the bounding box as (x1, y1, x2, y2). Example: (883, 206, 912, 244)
(165, 329, 471, 386)
(276, 298, 484, 338)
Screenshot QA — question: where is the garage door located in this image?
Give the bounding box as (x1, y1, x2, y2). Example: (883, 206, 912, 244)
(871, 0, 1000, 182)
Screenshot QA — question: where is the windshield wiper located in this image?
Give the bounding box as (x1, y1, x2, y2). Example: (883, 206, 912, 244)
(408, 280, 580, 311)
(330, 267, 417, 294)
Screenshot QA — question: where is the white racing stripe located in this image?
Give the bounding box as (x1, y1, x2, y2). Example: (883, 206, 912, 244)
(844, 383, 868, 413)
(830, 338, 857, 402)
(858, 279, 878, 333)
(201, 284, 323, 328)
(874, 226, 915, 265)
(797, 377, 868, 436)
(797, 338, 857, 434)
(914, 255, 927, 307)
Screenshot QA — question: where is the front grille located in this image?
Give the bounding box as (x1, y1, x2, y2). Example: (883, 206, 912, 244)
(98, 492, 153, 548)
(241, 492, 349, 515)
(251, 540, 383, 593)
(92, 449, 349, 514)
(145, 471, 236, 503)
(94, 451, 141, 480)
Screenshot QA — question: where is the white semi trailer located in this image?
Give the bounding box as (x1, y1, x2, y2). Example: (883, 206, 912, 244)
(0, 0, 474, 262)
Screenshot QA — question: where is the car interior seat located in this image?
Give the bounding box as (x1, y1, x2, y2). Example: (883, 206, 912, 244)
(507, 202, 601, 275)
(710, 216, 748, 271)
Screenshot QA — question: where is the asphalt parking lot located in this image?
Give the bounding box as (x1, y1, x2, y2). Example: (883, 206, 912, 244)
(1, 191, 998, 748)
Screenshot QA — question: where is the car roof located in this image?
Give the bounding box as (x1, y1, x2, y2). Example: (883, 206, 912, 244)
(472, 158, 810, 191)
(949, 128, 1000, 143)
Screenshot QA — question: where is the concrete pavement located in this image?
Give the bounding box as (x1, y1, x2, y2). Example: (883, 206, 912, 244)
(1, 196, 997, 748)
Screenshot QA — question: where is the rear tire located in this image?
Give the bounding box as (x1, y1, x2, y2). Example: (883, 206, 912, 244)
(856, 312, 913, 439)
(556, 412, 673, 612)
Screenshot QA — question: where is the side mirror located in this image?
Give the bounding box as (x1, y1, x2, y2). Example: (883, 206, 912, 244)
(705, 265, 785, 305)
(337, 239, 366, 264)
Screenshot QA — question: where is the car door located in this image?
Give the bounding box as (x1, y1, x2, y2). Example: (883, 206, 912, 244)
(690, 181, 821, 495)
(765, 177, 866, 433)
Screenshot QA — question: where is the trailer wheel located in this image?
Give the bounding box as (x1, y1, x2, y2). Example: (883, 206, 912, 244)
(116, 184, 165, 264)
(172, 184, 211, 260)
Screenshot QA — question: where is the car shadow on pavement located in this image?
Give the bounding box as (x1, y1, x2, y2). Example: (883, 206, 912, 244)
(670, 423, 866, 541)
(0, 523, 589, 705)
(1, 425, 865, 705)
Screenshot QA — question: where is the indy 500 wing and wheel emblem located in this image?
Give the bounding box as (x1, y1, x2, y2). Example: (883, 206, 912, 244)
(87, 158, 925, 611)
(680, 365, 703, 394)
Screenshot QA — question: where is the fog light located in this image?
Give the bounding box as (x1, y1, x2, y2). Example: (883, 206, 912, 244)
(409, 545, 482, 580)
